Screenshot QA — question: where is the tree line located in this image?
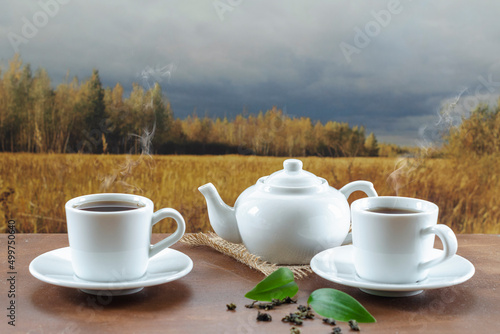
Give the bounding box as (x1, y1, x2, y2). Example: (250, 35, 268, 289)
(444, 103, 500, 157)
(0, 55, 382, 156)
(4, 54, 498, 158)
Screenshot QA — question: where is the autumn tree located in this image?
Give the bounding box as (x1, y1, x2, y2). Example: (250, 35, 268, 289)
(364, 132, 379, 156)
(79, 69, 106, 153)
(103, 82, 127, 153)
(0, 66, 5, 150)
(1, 55, 33, 152)
(150, 83, 174, 149)
(445, 103, 500, 157)
(54, 76, 80, 153)
(31, 68, 53, 152)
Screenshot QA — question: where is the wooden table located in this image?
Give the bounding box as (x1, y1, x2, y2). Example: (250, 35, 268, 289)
(1, 234, 498, 333)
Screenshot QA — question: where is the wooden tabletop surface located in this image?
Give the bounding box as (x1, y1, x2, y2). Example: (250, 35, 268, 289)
(1, 233, 499, 334)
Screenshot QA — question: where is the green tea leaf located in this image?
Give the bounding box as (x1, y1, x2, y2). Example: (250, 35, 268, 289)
(245, 268, 298, 302)
(308, 288, 376, 323)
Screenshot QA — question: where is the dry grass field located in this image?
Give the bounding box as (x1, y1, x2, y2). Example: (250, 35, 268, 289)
(1, 153, 499, 234)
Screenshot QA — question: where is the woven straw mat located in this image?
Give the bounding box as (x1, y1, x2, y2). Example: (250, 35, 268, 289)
(180, 232, 314, 279)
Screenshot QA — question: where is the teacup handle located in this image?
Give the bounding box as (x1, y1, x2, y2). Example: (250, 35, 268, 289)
(419, 224, 458, 271)
(149, 208, 186, 258)
(340, 181, 378, 245)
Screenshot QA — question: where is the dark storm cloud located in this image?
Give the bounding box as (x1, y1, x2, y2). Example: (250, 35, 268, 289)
(1, 0, 499, 145)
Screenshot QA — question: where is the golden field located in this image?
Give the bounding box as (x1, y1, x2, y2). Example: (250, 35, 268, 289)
(0, 153, 499, 234)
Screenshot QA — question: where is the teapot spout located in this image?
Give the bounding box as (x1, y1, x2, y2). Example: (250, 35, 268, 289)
(198, 183, 242, 244)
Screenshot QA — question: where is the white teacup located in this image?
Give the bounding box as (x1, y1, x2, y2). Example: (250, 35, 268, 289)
(65, 193, 186, 282)
(351, 196, 457, 284)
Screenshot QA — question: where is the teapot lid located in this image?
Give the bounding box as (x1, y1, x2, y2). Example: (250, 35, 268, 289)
(264, 159, 323, 188)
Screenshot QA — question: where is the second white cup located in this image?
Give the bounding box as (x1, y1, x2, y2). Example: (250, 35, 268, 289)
(351, 196, 457, 284)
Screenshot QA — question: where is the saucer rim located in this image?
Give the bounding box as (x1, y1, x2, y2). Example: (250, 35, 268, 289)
(29, 247, 193, 290)
(310, 245, 475, 292)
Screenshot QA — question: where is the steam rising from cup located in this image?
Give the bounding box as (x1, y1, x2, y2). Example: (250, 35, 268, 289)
(386, 87, 469, 195)
(99, 63, 176, 192)
(141, 63, 176, 109)
(99, 123, 155, 193)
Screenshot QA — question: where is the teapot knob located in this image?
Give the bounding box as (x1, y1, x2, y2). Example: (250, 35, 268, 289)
(283, 159, 303, 172)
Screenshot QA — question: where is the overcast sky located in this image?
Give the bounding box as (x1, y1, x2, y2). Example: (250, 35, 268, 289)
(1, 0, 499, 145)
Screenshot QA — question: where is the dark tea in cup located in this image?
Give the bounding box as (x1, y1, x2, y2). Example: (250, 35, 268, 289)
(366, 207, 422, 214)
(76, 201, 145, 212)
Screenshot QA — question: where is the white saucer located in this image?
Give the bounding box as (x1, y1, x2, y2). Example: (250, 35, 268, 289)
(29, 247, 193, 296)
(310, 245, 475, 297)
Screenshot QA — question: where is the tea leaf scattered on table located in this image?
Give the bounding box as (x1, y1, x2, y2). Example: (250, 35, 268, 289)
(244, 268, 298, 302)
(349, 319, 361, 331)
(307, 288, 376, 323)
(256, 311, 272, 322)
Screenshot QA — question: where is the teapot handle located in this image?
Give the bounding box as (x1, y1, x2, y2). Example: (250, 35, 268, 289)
(339, 181, 378, 245)
(339, 180, 378, 199)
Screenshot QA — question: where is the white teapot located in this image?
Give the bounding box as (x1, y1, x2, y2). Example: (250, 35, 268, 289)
(198, 159, 377, 264)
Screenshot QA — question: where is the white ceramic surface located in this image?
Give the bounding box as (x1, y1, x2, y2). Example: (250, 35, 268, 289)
(65, 193, 186, 282)
(311, 245, 475, 297)
(198, 159, 378, 264)
(351, 196, 458, 284)
(29, 247, 193, 295)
